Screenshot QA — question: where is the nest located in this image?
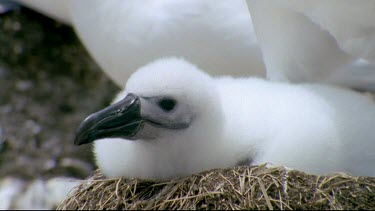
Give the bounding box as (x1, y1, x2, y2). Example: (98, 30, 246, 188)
(57, 164, 375, 210)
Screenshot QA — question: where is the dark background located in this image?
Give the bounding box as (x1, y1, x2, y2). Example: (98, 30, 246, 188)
(0, 6, 120, 180)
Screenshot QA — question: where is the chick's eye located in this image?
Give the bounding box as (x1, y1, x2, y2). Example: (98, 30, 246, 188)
(158, 98, 177, 112)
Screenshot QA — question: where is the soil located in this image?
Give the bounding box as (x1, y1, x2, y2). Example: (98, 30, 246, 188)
(0, 7, 120, 180)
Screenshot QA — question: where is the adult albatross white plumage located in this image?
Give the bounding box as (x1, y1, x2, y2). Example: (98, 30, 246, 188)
(75, 58, 375, 180)
(13, 0, 375, 92)
(14, 0, 265, 87)
(246, 0, 375, 91)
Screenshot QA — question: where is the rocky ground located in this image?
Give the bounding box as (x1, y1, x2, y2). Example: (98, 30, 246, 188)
(0, 7, 119, 181)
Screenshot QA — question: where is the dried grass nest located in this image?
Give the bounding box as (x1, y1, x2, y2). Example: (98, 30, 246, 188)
(57, 164, 375, 210)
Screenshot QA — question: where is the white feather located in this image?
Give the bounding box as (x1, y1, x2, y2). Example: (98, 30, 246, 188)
(94, 58, 375, 180)
(247, 0, 375, 91)
(15, 0, 265, 86)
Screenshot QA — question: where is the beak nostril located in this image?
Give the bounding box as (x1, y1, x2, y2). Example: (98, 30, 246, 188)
(126, 94, 136, 104)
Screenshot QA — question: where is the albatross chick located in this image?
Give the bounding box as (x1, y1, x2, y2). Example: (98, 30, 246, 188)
(75, 58, 375, 180)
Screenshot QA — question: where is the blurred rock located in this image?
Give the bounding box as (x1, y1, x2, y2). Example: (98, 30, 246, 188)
(0, 5, 122, 209)
(0, 176, 80, 209)
(0, 0, 19, 14)
(0, 177, 24, 209)
(0, 6, 119, 180)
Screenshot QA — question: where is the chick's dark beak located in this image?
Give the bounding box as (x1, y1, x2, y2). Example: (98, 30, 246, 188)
(74, 93, 143, 145)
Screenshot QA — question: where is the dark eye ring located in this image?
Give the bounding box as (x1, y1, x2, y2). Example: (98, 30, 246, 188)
(158, 98, 177, 112)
